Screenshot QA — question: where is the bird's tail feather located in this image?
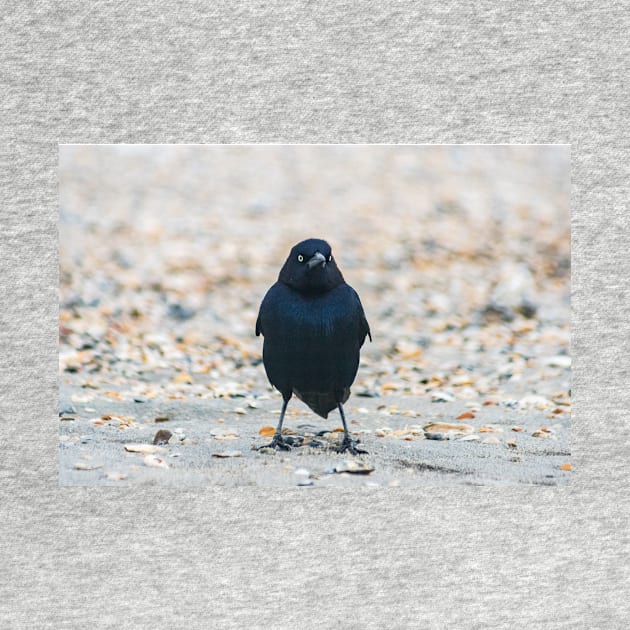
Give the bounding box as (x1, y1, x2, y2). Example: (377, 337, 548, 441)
(293, 388, 350, 419)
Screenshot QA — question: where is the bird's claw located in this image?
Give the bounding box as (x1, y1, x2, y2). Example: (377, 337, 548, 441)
(257, 435, 291, 451)
(337, 437, 368, 455)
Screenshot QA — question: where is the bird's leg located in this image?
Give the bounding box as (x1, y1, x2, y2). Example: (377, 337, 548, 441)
(336, 402, 368, 455)
(257, 397, 291, 451)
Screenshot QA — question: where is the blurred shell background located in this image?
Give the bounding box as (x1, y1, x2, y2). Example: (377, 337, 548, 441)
(59, 145, 569, 400)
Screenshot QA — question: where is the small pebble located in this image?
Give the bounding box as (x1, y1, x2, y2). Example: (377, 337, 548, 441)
(425, 432, 450, 440)
(356, 388, 379, 398)
(305, 440, 325, 448)
(153, 429, 172, 445)
(431, 391, 455, 403)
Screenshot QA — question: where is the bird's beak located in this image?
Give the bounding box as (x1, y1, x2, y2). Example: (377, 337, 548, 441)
(306, 251, 326, 270)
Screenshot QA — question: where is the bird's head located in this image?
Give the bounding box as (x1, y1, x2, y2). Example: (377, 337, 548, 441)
(278, 238, 344, 294)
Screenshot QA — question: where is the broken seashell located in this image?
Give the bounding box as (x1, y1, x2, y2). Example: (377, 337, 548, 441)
(459, 434, 480, 442)
(532, 431, 550, 438)
(105, 472, 127, 480)
(143, 454, 169, 469)
(124, 443, 165, 454)
(73, 462, 102, 470)
(423, 422, 473, 435)
(333, 460, 374, 475)
(212, 450, 242, 458)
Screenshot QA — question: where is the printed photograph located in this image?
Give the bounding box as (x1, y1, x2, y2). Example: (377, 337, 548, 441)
(59, 144, 570, 486)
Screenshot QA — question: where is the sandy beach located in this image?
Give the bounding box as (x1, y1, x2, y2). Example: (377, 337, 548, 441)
(59, 145, 571, 486)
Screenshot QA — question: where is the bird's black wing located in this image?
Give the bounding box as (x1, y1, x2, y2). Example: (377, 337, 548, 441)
(351, 286, 372, 344)
(255, 283, 297, 397)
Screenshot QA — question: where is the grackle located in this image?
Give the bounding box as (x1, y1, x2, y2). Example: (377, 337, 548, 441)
(255, 238, 371, 455)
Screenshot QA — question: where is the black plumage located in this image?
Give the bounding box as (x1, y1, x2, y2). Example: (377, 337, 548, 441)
(255, 238, 371, 454)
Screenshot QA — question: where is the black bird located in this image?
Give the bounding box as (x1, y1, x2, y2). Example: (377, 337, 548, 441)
(255, 238, 371, 455)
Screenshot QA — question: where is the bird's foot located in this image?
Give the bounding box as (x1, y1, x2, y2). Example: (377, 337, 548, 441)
(337, 436, 368, 455)
(257, 434, 291, 451)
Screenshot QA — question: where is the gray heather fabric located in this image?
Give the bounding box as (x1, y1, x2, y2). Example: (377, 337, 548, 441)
(1, 2, 628, 629)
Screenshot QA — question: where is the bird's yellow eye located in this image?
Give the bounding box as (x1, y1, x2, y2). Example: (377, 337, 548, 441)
(297, 254, 304, 262)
